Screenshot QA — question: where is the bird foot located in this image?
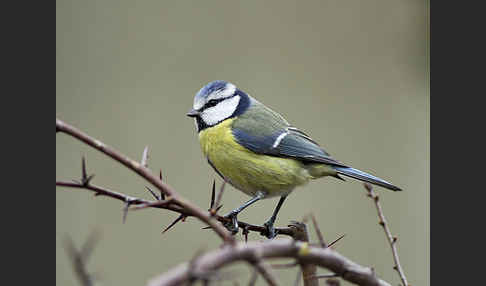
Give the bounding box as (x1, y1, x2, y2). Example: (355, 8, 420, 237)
(223, 211, 239, 235)
(263, 220, 277, 239)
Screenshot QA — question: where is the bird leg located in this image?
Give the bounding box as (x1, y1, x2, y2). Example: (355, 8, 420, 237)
(262, 195, 287, 239)
(223, 192, 264, 235)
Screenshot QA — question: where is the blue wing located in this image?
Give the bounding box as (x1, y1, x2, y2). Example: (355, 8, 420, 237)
(232, 126, 348, 167)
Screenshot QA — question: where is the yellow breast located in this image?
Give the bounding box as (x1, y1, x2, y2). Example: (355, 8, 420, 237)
(198, 118, 311, 197)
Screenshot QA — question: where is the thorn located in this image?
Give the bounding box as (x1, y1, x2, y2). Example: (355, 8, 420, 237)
(122, 201, 131, 224)
(145, 186, 160, 200)
(162, 214, 185, 234)
(82, 156, 87, 181)
(210, 181, 227, 217)
(158, 170, 165, 200)
(393, 265, 398, 271)
(141, 146, 149, 168)
(393, 236, 398, 243)
(242, 226, 249, 243)
(374, 195, 380, 202)
(84, 174, 95, 185)
(370, 267, 376, 277)
(328, 234, 346, 248)
(81, 156, 95, 185)
(201, 226, 212, 230)
(210, 180, 216, 209)
(379, 221, 385, 227)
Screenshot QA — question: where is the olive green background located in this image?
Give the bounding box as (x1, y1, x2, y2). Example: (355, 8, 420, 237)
(56, 1, 429, 285)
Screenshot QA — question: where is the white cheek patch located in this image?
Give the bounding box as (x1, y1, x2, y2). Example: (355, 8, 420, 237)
(207, 83, 236, 101)
(201, 96, 240, 126)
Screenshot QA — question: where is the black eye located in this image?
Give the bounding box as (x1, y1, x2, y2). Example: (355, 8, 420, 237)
(206, 99, 219, 107)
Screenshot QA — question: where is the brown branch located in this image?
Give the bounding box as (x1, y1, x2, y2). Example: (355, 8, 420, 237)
(56, 118, 234, 243)
(147, 239, 392, 286)
(56, 181, 186, 214)
(364, 183, 409, 286)
(63, 231, 101, 286)
(308, 213, 328, 248)
(56, 118, 394, 286)
(289, 221, 318, 286)
(56, 178, 296, 238)
(57, 118, 299, 242)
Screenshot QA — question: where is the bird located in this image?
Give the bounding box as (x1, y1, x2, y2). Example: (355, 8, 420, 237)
(187, 80, 402, 238)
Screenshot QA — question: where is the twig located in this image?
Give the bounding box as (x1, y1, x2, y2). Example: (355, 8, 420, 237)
(56, 118, 234, 243)
(309, 213, 327, 248)
(289, 221, 318, 286)
(57, 118, 298, 241)
(147, 239, 392, 286)
(56, 118, 394, 286)
(364, 183, 408, 286)
(56, 178, 295, 238)
(63, 231, 100, 286)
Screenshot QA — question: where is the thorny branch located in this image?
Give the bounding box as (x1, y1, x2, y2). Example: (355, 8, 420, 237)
(57, 118, 235, 243)
(147, 239, 392, 286)
(364, 183, 409, 286)
(56, 118, 396, 286)
(56, 118, 300, 241)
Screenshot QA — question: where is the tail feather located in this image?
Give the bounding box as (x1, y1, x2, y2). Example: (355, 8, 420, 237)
(333, 166, 402, 191)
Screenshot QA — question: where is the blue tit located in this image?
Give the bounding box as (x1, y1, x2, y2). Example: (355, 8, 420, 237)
(187, 80, 401, 238)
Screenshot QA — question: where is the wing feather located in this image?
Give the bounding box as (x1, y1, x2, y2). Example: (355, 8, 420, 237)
(231, 101, 347, 167)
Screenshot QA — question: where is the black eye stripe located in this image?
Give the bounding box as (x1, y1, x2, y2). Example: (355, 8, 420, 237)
(201, 95, 236, 111)
(206, 99, 221, 107)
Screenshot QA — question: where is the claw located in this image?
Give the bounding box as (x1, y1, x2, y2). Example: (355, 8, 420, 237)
(223, 211, 239, 235)
(263, 220, 277, 239)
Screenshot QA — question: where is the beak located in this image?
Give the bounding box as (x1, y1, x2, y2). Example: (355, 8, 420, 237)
(186, 109, 200, 118)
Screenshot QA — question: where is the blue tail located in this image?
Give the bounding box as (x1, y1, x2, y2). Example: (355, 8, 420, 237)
(333, 166, 402, 191)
